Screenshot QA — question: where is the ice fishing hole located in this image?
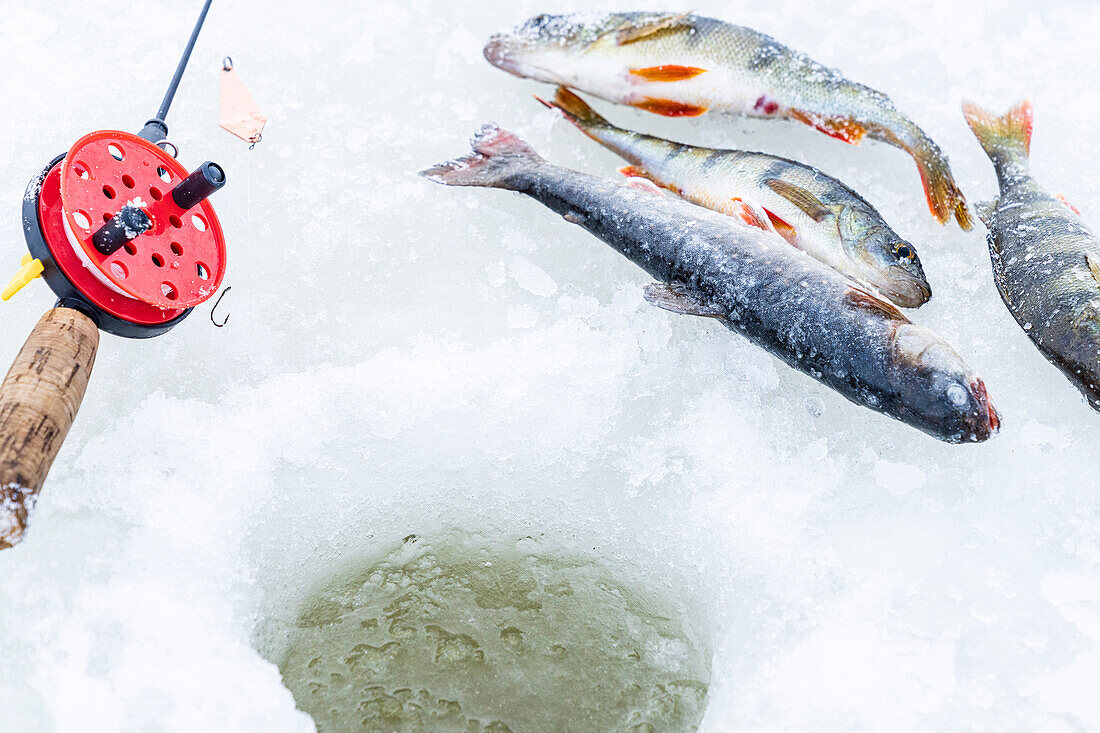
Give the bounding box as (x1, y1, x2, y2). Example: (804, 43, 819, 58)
(195, 262, 209, 280)
(170, 242, 184, 256)
(72, 211, 90, 230)
(264, 532, 710, 732)
(107, 144, 124, 161)
(161, 282, 177, 300)
(102, 185, 115, 200)
(149, 186, 163, 201)
(121, 174, 135, 189)
(191, 214, 207, 232)
(157, 167, 172, 184)
(169, 215, 182, 229)
(152, 254, 164, 268)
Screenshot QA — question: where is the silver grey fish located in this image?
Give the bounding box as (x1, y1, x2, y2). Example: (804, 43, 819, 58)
(539, 86, 931, 308)
(484, 11, 972, 229)
(421, 125, 999, 442)
(964, 100, 1100, 410)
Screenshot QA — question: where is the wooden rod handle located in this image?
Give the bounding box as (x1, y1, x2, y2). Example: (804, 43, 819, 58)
(0, 307, 99, 549)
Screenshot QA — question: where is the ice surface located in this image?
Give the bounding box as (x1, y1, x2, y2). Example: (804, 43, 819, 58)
(1, 0, 1099, 731)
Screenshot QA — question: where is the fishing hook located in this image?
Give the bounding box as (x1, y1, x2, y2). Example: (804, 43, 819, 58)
(210, 286, 231, 327)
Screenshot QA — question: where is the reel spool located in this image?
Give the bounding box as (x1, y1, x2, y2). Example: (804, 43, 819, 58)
(1, 0, 230, 549)
(18, 131, 226, 338)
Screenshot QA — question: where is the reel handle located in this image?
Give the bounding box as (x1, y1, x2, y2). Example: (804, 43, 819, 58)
(0, 307, 99, 549)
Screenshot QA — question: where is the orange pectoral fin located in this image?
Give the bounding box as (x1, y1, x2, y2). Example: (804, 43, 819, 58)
(633, 98, 708, 117)
(630, 65, 708, 82)
(790, 109, 867, 144)
(763, 209, 800, 247)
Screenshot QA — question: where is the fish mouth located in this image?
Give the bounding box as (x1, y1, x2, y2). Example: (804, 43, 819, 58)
(483, 34, 565, 82)
(876, 272, 932, 308)
(483, 34, 525, 76)
(966, 377, 1001, 441)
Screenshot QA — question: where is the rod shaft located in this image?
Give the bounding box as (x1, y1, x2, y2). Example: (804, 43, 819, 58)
(155, 0, 214, 122)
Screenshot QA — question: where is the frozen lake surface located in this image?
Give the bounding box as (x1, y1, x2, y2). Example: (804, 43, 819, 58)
(2, 0, 1099, 730)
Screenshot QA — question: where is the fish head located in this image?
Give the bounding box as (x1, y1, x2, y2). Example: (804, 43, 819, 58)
(484, 12, 672, 85)
(840, 214, 931, 307)
(484, 12, 617, 83)
(889, 324, 1000, 442)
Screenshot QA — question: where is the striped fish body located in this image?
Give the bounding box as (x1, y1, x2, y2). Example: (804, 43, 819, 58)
(541, 88, 930, 307)
(421, 126, 999, 442)
(966, 103, 1100, 408)
(485, 12, 971, 228)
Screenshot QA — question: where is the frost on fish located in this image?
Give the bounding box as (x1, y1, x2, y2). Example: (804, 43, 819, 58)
(484, 11, 972, 229)
(422, 126, 998, 443)
(964, 100, 1100, 409)
(538, 86, 932, 308)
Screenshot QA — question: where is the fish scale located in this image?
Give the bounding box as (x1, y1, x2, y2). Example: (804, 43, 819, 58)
(965, 100, 1100, 409)
(485, 11, 971, 229)
(421, 125, 999, 443)
(539, 88, 930, 307)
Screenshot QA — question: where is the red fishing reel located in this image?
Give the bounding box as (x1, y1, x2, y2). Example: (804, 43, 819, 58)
(17, 131, 227, 338)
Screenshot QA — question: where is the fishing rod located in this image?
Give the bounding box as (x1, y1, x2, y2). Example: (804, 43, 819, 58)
(0, 0, 228, 549)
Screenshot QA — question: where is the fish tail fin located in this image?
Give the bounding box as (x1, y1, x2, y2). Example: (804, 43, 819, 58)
(961, 100, 1033, 190)
(905, 136, 973, 230)
(540, 87, 672, 184)
(537, 87, 620, 138)
(962, 100, 1032, 161)
(419, 124, 542, 189)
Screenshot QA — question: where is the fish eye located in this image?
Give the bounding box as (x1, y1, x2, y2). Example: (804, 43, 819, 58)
(946, 383, 969, 407)
(894, 244, 913, 261)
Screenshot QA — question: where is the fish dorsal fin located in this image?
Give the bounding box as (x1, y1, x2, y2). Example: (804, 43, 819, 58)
(763, 178, 832, 222)
(643, 282, 726, 318)
(615, 12, 693, 45)
(1087, 253, 1100, 289)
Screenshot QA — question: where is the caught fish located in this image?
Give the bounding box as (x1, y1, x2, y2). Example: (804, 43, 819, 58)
(963, 100, 1100, 410)
(420, 125, 999, 442)
(484, 11, 972, 229)
(539, 87, 931, 308)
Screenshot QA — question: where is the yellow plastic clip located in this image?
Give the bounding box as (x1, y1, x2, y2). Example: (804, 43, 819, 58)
(2, 256, 45, 301)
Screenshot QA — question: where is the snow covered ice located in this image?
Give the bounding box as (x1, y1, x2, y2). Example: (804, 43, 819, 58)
(1, 0, 1100, 730)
